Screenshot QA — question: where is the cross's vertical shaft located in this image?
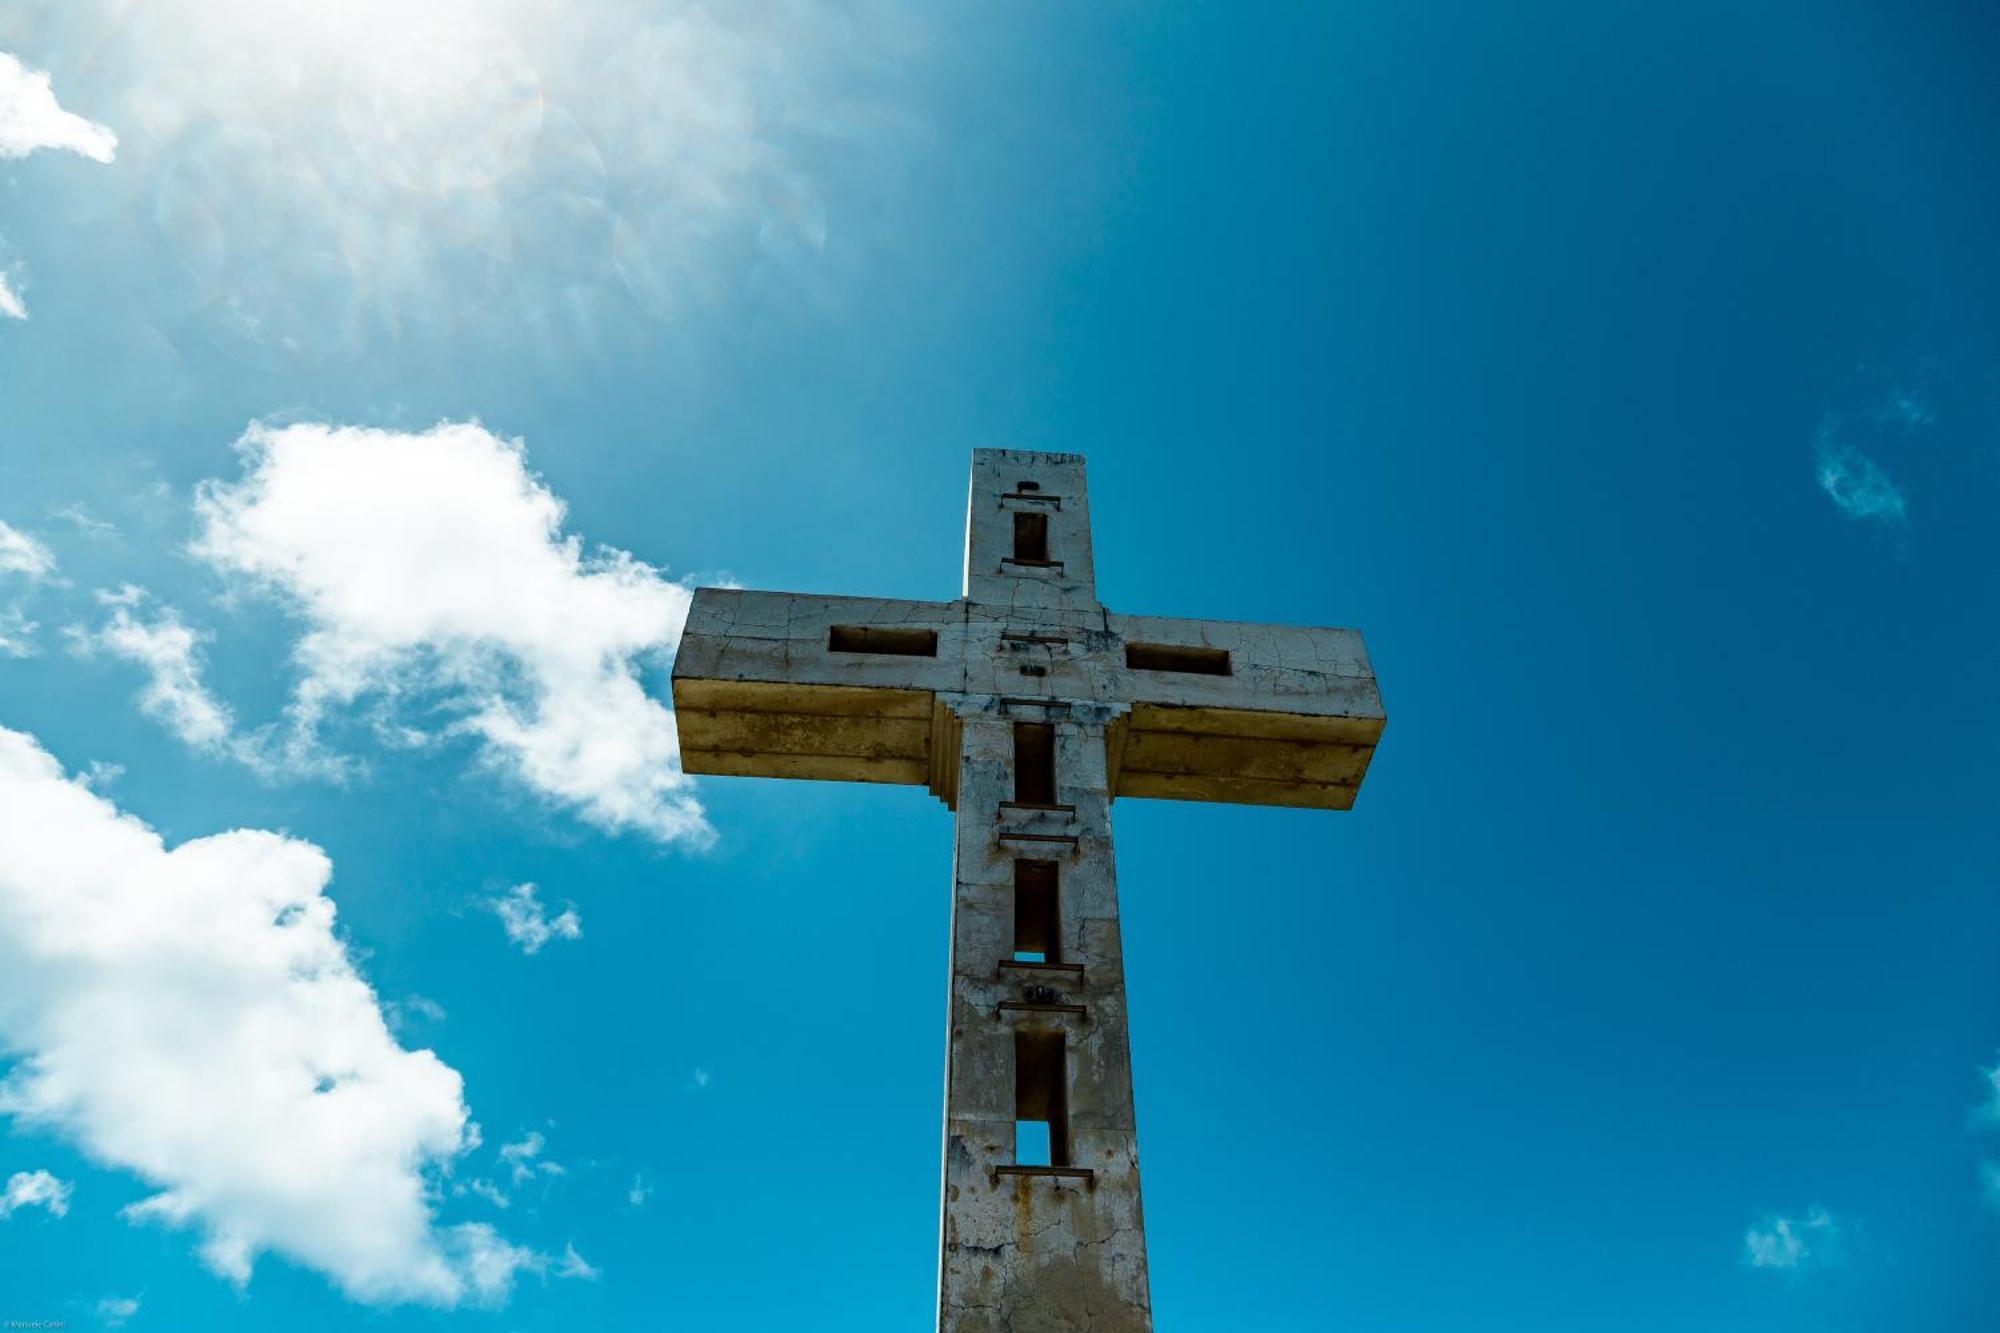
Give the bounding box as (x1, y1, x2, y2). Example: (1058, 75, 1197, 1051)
(938, 453, 1152, 1332)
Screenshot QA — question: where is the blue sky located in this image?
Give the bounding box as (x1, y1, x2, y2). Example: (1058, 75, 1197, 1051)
(2, 1, 2000, 1328)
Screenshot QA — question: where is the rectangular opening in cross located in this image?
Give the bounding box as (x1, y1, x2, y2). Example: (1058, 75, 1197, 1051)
(1014, 1030, 1069, 1167)
(1125, 642, 1231, 676)
(1012, 511, 1050, 563)
(827, 625, 938, 656)
(1013, 860, 1059, 963)
(1014, 1119, 1052, 1166)
(1013, 722, 1056, 805)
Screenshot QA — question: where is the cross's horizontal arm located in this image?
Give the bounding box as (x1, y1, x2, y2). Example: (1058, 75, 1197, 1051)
(1103, 611, 1384, 809)
(672, 589, 963, 789)
(672, 587, 1386, 810)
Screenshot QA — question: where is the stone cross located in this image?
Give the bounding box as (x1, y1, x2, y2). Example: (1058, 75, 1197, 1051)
(672, 449, 1385, 1332)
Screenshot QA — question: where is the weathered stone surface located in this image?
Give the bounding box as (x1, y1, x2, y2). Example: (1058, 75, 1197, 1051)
(938, 701, 1149, 1332)
(669, 448, 1386, 1331)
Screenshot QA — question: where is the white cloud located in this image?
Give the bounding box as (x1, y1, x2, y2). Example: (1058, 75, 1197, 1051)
(1743, 1206, 1840, 1272)
(70, 592, 235, 751)
(0, 271, 24, 321)
(0, 724, 530, 1305)
(628, 1173, 651, 1207)
(95, 1296, 140, 1327)
(0, 51, 117, 163)
(491, 884, 582, 956)
(0, 521, 56, 579)
(193, 421, 710, 844)
(0, 1167, 72, 1218)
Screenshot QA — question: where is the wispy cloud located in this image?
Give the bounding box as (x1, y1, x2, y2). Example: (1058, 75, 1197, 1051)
(0, 609, 40, 659)
(490, 884, 582, 956)
(0, 51, 117, 162)
(0, 724, 532, 1306)
(466, 1178, 510, 1211)
(0, 1168, 72, 1219)
(458, 1129, 567, 1212)
(444, 1225, 542, 1305)
(193, 421, 710, 844)
(68, 590, 235, 752)
(95, 1296, 139, 1328)
(0, 520, 57, 655)
(1812, 380, 1939, 531)
(0, 521, 56, 579)
(51, 503, 117, 539)
(497, 1131, 564, 1187)
(1876, 387, 1935, 431)
(555, 1244, 600, 1281)
(1743, 1206, 1841, 1273)
(1975, 1060, 2000, 1206)
(1815, 431, 1907, 526)
(385, 994, 447, 1034)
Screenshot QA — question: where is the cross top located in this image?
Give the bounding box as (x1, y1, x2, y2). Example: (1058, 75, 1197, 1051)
(962, 449, 1103, 611)
(672, 449, 1384, 1332)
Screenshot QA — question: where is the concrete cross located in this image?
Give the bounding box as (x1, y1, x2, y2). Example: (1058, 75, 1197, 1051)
(672, 449, 1385, 1332)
